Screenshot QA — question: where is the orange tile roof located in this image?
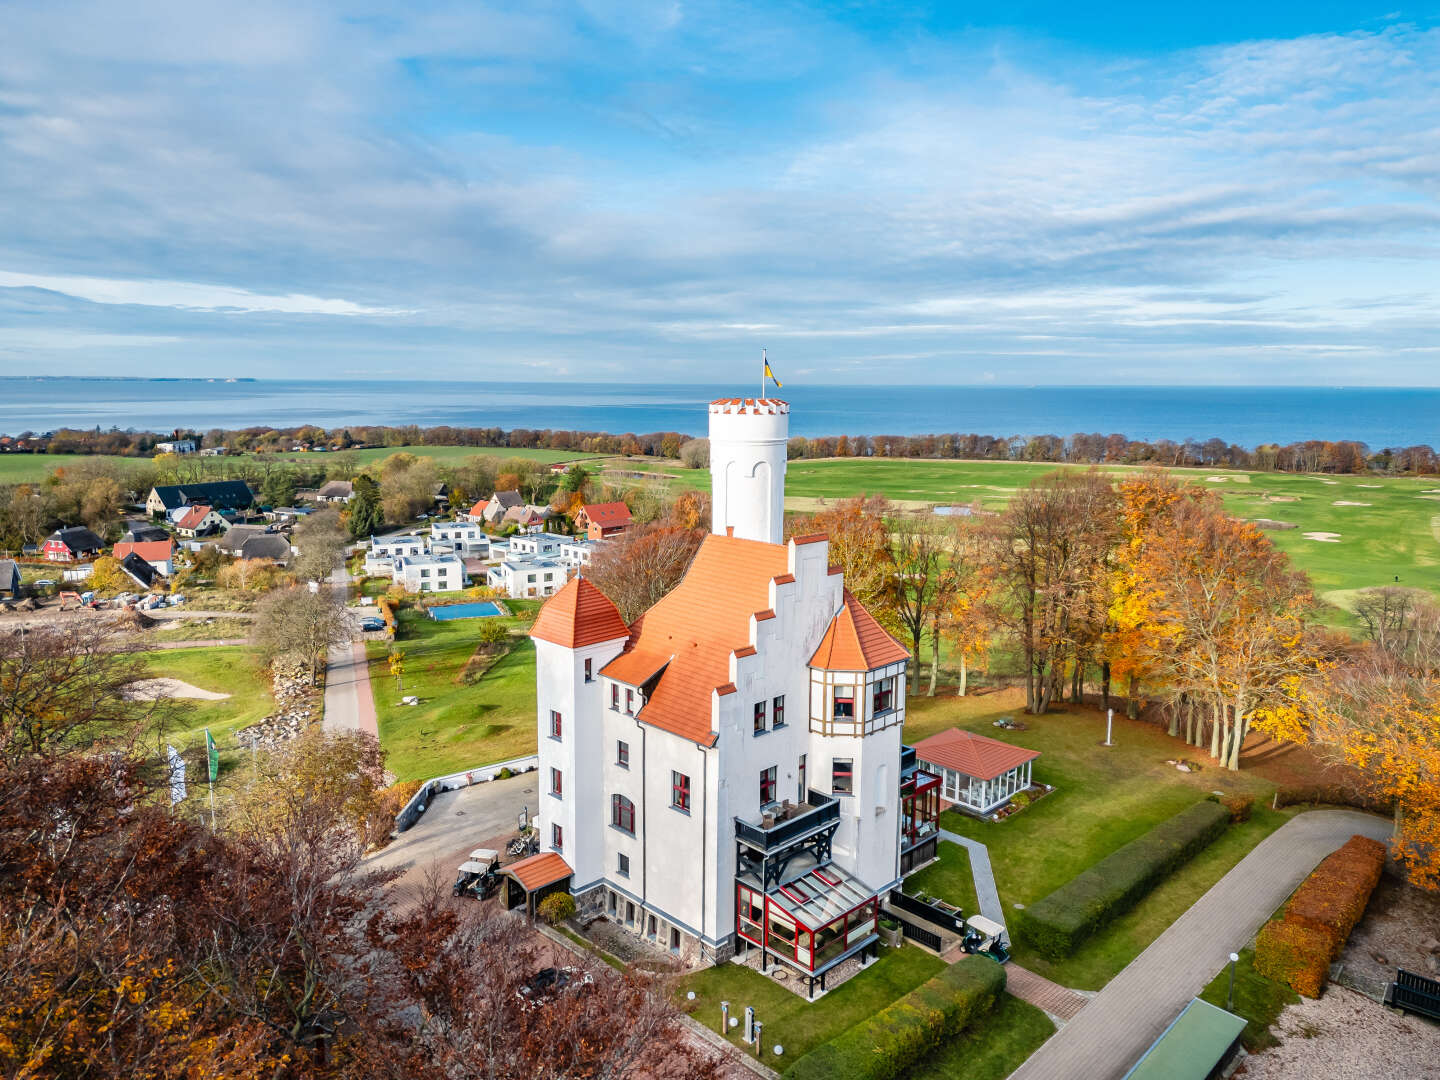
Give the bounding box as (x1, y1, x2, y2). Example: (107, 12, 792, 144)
(174, 505, 212, 530)
(504, 851, 573, 892)
(600, 533, 790, 746)
(911, 729, 1040, 782)
(809, 590, 910, 671)
(112, 540, 174, 564)
(604, 647, 670, 686)
(579, 501, 632, 528)
(530, 577, 630, 649)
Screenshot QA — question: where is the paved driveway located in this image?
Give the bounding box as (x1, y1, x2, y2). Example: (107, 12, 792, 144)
(364, 773, 538, 896)
(1008, 809, 1393, 1080)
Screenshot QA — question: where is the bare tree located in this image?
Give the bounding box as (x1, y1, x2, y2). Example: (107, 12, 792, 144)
(292, 507, 348, 583)
(1353, 586, 1440, 668)
(584, 523, 704, 623)
(251, 585, 351, 685)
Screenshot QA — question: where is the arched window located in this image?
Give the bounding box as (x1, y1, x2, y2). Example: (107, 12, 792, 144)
(612, 794, 635, 835)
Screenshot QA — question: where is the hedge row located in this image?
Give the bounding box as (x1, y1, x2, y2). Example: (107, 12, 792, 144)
(1254, 919, 1332, 999)
(1274, 785, 1393, 815)
(1285, 835, 1387, 959)
(1016, 801, 1231, 960)
(1254, 833, 1387, 998)
(784, 957, 1004, 1080)
(376, 596, 397, 636)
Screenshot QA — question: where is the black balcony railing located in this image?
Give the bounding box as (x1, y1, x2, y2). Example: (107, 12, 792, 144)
(900, 744, 918, 774)
(734, 788, 840, 851)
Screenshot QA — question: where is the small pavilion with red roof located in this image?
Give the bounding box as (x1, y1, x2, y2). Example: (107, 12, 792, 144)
(910, 728, 1040, 815)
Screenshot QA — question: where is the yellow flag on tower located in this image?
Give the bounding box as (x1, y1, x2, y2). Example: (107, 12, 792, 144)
(763, 357, 782, 390)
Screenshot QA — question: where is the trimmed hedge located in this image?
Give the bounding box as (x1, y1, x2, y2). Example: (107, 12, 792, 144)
(784, 957, 1004, 1080)
(1284, 834, 1386, 961)
(1254, 918, 1332, 998)
(1274, 785, 1393, 815)
(1016, 801, 1231, 960)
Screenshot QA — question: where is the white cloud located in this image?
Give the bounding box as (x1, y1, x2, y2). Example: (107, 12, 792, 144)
(0, 271, 408, 316)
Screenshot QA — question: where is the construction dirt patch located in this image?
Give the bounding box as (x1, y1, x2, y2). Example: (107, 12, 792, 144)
(124, 677, 231, 701)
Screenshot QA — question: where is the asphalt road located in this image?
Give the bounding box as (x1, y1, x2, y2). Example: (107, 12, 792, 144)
(364, 773, 538, 897)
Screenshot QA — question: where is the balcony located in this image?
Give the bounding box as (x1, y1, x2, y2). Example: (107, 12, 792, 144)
(734, 788, 840, 852)
(901, 744, 917, 774)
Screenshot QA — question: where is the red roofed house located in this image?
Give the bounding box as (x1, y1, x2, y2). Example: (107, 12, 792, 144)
(111, 539, 176, 577)
(911, 728, 1040, 816)
(171, 504, 226, 538)
(526, 396, 940, 995)
(574, 501, 633, 540)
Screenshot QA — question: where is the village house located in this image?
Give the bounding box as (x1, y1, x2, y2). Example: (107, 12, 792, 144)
(314, 480, 354, 503)
(559, 538, 601, 569)
(912, 728, 1040, 816)
(504, 397, 941, 995)
(508, 532, 567, 558)
(430, 521, 489, 557)
(155, 439, 197, 455)
(575, 501, 633, 540)
(120, 521, 170, 544)
(393, 552, 464, 593)
(172, 505, 227, 538)
(481, 490, 524, 525)
(0, 559, 20, 597)
(43, 526, 104, 562)
(112, 539, 176, 577)
(502, 504, 552, 531)
(119, 553, 162, 591)
(147, 480, 255, 518)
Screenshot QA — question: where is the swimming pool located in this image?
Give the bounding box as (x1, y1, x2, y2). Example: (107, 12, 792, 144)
(429, 601, 505, 620)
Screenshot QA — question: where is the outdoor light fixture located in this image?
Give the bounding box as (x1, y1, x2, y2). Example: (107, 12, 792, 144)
(1226, 952, 1240, 1011)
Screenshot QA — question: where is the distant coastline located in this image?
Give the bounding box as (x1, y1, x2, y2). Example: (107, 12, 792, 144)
(1, 378, 1436, 451)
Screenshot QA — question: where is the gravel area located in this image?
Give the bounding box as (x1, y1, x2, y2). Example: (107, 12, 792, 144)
(1237, 985, 1440, 1079)
(1341, 875, 1440, 990)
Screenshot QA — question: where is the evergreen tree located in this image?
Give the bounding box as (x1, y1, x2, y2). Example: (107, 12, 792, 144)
(348, 475, 383, 539)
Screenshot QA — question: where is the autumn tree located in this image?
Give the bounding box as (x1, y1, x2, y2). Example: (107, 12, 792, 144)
(377, 452, 441, 523)
(252, 585, 351, 684)
(943, 570, 995, 697)
(790, 496, 895, 628)
(293, 506, 348, 582)
(584, 521, 705, 623)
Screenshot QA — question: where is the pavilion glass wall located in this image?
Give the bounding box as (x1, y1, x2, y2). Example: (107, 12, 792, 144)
(735, 884, 879, 973)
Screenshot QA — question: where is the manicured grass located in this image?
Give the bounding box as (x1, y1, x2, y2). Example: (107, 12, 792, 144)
(136, 645, 275, 781)
(908, 992, 1056, 1080)
(903, 689, 1290, 989)
(367, 606, 537, 780)
(905, 841, 980, 917)
(0, 452, 151, 483)
(676, 944, 946, 1062)
(1198, 947, 1297, 1051)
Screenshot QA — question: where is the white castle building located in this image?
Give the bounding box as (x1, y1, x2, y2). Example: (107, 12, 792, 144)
(507, 396, 941, 996)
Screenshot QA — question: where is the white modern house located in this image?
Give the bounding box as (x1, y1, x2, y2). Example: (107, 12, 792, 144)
(487, 556, 566, 598)
(507, 396, 941, 996)
(508, 532, 568, 558)
(393, 552, 465, 593)
(430, 521, 489, 557)
(559, 538, 601, 569)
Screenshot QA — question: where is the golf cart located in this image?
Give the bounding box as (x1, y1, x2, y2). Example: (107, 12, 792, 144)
(452, 848, 502, 901)
(961, 915, 1011, 964)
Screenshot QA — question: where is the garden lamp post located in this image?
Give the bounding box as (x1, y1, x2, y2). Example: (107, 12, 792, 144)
(1226, 952, 1240, 1010)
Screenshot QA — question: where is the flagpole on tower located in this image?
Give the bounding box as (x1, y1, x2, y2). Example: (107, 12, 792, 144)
(761, 348, 767, 398)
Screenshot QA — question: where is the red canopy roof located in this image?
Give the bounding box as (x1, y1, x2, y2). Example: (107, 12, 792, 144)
(911, 729, 1039, 782)
(503, 851, 573, 892)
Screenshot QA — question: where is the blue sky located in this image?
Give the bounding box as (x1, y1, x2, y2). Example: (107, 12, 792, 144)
(1, 1, 1437, 384)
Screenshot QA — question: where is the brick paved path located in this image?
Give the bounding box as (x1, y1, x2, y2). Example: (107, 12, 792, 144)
(1003, 964, 1089, 1023)
(1008, 810, 1392, 1080)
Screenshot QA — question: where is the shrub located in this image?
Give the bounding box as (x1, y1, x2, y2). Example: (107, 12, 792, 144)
(1221, 794, 1254, 823)
(1254, 918, 1332, 998)
(1274, 785, 1393, 815)
(1016, 801, 1230, 960)
(376, 596, 397, 635)
(1010, 791, 1032, 811)
(1284, 835, 1386, 958)
(498, 767, 513, 779)
(785, 957, 1004, 1080)
(537, 892, 576, 926)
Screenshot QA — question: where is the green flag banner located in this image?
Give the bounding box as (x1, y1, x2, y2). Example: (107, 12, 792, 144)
(205, 729, 219, 784)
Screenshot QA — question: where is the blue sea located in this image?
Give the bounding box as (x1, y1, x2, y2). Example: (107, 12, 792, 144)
(0, 378, 1436, 451)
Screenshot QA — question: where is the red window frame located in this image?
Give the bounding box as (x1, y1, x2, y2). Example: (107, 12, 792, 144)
(611, 794, 635, 834)
(611, 683, 619, 710)
(832, 758, 853, 794)
(872, 677, 894, 714)
(550, 767, 562, 796)
(549, 710, 562, 738)
(617, 740, 629, 767)
(625, 688, 635, 715)
(833, 689, 855, 718)
(753, 700, 767, 734)
(760, 766, 777, 805)
(552, 823, 563, 851)
(773, 694, 786, 727)
(672, 771, 690, 811)
(584, 658, 593, 682)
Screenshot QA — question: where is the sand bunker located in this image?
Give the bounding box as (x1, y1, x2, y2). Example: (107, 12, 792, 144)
(1357, 483, 1383, 488)
(124, 678, 231, 701)
(1205, 476, 1230, 483)
(1303, 532, 1342, 543)
(1250, 519, 1296, 530)
(1319, 479, 1339, 485)
(1332, 500, 1372, 507)
(1266, 495, 1300, 502)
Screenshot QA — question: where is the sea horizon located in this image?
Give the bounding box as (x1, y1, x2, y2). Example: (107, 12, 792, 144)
(1, 377, 1436, 451)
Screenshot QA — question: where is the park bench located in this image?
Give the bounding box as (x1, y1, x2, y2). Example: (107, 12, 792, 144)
(1385, 969, 1440, 1020)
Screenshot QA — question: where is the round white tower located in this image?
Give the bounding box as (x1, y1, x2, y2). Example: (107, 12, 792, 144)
(708, 397, 789, 545)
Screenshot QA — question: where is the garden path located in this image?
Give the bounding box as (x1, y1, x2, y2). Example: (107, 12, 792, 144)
(940, 828, 1006, 928)
(1006, 809, 1392, 1080)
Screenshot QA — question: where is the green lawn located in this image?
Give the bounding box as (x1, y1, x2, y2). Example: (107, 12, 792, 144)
(908, 992, 1056, 1080)
(367, 605, 538, 780)
(903, 690, 1291, 989)
(1198, 947, 1297, 1051)
(135, 645, 276, 784)
(676, 944, 946, 1062)
(0, 452, 151, 483)
(904, 841, 980, 917)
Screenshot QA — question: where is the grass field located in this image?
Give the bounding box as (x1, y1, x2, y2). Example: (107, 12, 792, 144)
(677, 944, 946, 1062)
(366, 601, 540, 780)
(1198, 947, 1297, 1051)
(135, 645, 275, 783)
(904, 688, 1294, 989)
(904, 840, 980, 917)
(908, 993, 1055, 1080)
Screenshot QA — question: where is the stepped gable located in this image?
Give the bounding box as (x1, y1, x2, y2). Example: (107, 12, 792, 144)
(810, 589, 910, 671)
(601, 533, 790, 746)
(530, 576, 629, 649)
